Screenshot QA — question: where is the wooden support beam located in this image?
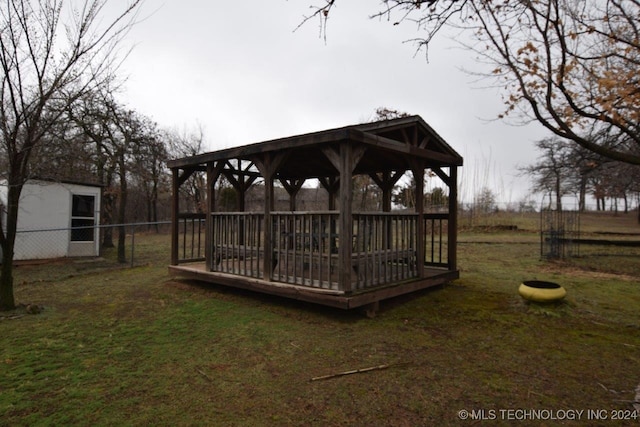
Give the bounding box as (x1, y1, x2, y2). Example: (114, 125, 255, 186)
(280, 178, 305, 211)
(205, 163, 215, 271)
(318, 176, 339, 210)
(369, 170, 404, 212)
(253, 151, 288, 281)
(431, 166, 451, 186)
(409, 159, 426, 278)
(177, 168, 196, 187)
(338, 142, 355, 293)
(357, 131, 461, 165)
(205, 162, 225, 271)
(221, 159, 261, 212)
(352, 145, 368, 168)
(322, 146, 342, 171)
(323, 145, 367, 172)
(326, 143, 367, 292)
(171, 168, 180, 265)
(448, 166, 458, 271)
(262, 158, 274, 281)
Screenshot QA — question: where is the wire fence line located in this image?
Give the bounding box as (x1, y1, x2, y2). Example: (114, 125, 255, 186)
(7, 221, 174, 268)
(5, 215, 638, 279)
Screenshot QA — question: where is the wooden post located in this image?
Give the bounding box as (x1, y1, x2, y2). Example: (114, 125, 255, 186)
(448, 166, 458, 271)
(339, 143, 354, 293)
(205, 162, 215, 271)
(281, 179, 304, 251)
(328, 185, 337, 210)
(413, 165, 425, 278)
(319, 176, 339, 210)
(170, 168, 180, 266)
(372, 171, 394, 213)
(281, 179, 304, 211)
(253, 152, 286, 281)
(327, 178, 338, 254)
(370, 170, 403, 250)
(323, 144, 366, 292)
(263, 156, 274, 281)
(319, 176, 339, 252)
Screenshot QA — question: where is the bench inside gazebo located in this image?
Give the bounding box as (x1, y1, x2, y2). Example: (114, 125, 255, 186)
(168, 115, 463, 313)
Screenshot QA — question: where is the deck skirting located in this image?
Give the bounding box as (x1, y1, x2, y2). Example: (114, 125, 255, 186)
(169, 263, 458, 309)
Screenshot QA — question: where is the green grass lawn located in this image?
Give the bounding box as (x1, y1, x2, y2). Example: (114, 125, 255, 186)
(1, 213, 639, 426)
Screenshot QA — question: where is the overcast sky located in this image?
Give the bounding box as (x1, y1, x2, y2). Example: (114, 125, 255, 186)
(115, 0, 551, 205)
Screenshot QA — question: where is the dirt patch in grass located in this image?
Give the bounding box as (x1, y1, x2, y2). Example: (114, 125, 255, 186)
(540, 262, 639, 282)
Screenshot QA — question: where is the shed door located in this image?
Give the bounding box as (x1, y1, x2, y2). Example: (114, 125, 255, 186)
(68, 194, 98, 257)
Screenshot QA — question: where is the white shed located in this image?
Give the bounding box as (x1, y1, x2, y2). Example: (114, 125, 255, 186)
(0, 180, 102, 260)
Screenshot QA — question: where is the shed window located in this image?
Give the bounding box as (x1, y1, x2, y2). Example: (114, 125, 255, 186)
(71, 195, 95, 242)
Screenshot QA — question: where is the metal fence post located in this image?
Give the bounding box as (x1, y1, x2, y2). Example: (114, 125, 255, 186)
(130, 225, 135, 268)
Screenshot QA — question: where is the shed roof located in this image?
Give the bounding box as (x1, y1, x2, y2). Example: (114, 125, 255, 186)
(168, 115, 463, 179)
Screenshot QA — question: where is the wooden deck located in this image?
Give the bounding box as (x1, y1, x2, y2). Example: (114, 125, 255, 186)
(168, 117, 463, 313)
(168, 262, 459, 310)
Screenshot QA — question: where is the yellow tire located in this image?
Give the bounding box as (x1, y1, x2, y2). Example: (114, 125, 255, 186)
(519, 280, 566, 303)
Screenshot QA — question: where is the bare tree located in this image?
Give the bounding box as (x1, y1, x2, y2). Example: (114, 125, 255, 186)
(302, 0, 640, 165)
(131, 127, 168, 230)
(587, 159, 639, 213)
(474, 186, 497, 214)
(27, 115, 97, 183)
(520, 137, 575, 211)
(67, 90, 119, 247)
(166, 125, 208, 213)
(0, 0, 143, 310)
(74, 93, 157, 263)
(68, 90, 167, 246)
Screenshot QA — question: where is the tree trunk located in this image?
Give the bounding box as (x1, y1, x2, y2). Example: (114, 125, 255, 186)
(152, 192, 159, 232)
(0, 254, 15, 310)
(151, 178, 159, 232)
(555, 175, 562, 211)
(96, 146, 114, 248)
(146, 197, 152, 230)
(0, 180, 23, 310)
(102, 192, 115, 248)
(579, 176, 586, 211)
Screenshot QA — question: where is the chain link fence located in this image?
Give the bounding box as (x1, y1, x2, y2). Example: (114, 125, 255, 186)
(6, 221, 172, 268)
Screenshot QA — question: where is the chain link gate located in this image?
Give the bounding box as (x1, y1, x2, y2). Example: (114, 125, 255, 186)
(540, 210, 580, 259)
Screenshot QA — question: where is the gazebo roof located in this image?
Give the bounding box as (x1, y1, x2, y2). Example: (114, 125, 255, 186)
(168, 115, 463, 180)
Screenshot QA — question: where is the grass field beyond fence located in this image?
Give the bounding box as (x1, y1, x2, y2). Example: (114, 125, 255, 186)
(1, 212, 639, 426)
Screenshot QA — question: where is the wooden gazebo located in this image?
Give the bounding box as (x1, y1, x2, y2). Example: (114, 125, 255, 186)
(168, 115, 463, 313)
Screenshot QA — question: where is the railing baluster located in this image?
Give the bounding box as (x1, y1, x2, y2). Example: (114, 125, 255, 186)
(439, 218, 443, 264)
(182, 211, 431, 290)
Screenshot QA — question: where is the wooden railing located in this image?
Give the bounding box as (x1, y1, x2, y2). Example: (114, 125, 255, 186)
(176, 213, 206, 263)
(180, 211, 450, 291)
(424, 213, 449, 268)
(272, 212, 340, 289)
(210, 212, 265, 279)
(351, 213, 419, 290)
